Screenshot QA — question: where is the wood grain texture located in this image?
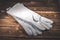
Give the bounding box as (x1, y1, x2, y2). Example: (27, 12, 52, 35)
(0, 1, 60, 40)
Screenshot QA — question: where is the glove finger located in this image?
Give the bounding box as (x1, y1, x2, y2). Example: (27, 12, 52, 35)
(13, 16, 38, 36)
(32, 26, 42, 34)
(32, 22, 46, 30)
(41, 21, 52, 28)
(12, 15, 33, 35)
(40, 22, 52, 29)
(41, 17, 53, 24)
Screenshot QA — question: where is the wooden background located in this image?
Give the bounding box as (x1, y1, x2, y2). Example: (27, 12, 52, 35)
(0, 0, 60, 40)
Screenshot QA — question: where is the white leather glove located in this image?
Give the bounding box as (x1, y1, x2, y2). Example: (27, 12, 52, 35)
(6, 3, 53, 36)
(13, 16, 42, 36)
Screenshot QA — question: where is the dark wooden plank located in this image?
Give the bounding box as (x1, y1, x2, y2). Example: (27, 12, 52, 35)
(0, 18, 60, 23)
(39, 13, 60, 19)
(0, 30, 60, 39)
(28, 7, 56, 11)
(0, 36, 60, 40)
(0, 23, 60, 30)
(2, 14, 60, 19)
(0, 18, 60, 26)
(23, 1, 57, 7)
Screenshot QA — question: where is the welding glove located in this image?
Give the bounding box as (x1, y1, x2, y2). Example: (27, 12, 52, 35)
(13, 16, 42, 36)
(6, 3, 53, 36)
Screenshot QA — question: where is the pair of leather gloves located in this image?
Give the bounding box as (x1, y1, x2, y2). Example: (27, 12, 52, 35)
(6, 3, 53, 36)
